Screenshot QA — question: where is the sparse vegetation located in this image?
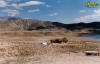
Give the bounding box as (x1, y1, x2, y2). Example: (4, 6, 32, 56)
(54, 41, 98, 53)
(0, 45, 36, 57)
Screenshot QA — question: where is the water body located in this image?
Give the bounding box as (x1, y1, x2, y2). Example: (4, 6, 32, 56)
(81, 35, 100, 39)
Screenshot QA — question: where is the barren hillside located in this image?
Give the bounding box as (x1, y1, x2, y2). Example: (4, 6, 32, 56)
(0, 17, 100, 32)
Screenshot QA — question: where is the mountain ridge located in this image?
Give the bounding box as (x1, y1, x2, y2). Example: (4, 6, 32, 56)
(0, 17, 100, 31)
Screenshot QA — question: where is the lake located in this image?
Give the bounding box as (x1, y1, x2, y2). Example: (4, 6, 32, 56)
(81, 35, 100, 39)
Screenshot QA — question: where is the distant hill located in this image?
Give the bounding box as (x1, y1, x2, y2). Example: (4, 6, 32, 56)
(0, 16, 20, 21)
(0, 17, 100, 32)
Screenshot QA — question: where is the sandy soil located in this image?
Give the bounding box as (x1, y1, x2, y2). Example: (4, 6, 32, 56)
(33, 55, 100, 64)
(0, 54, 100, 64)
(0, 31, 100, 64)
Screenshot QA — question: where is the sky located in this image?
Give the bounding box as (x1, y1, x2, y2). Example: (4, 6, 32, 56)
(0, 0, 100, 24)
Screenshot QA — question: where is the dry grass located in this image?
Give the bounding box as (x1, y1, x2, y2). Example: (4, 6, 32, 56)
(0, 31, 67, 37)
(0, 31, 99, 64)
(0, 38, 98, 57)
(0, 45, 37, 57)
(52, 42, 98, 54)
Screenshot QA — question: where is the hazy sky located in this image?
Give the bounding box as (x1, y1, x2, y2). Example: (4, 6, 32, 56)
(0, 0, 100, 23)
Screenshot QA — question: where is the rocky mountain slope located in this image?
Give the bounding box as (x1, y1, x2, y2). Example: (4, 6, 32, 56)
(0, 17, 100, 31)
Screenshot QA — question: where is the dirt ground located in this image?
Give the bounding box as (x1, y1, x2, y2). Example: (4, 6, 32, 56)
(32, 54, 100, 64)
(0, 31, 100, 64)
(0, 54, 100, 64)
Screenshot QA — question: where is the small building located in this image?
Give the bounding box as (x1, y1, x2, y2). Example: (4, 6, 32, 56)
(85, 51, 99, 56)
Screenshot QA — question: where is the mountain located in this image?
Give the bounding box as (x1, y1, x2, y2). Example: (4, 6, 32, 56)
(0, 16, 20, 21)
(0, 17, 100, 32)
